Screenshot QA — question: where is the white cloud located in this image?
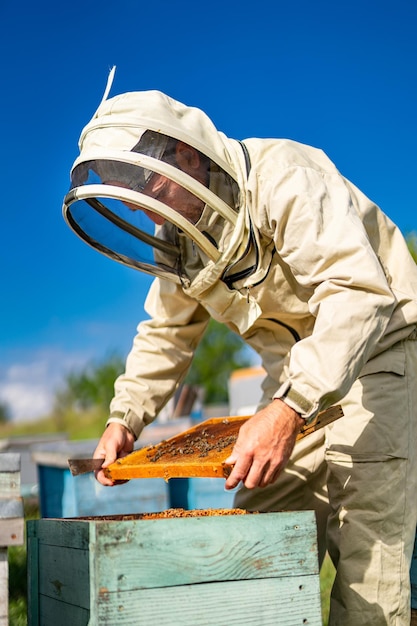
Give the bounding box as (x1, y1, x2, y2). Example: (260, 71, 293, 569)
(0, 381, 53, 422)
(0, 348, 94, 422)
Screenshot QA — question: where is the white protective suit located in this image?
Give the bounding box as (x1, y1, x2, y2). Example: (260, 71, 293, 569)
(64, 84, 417, 625)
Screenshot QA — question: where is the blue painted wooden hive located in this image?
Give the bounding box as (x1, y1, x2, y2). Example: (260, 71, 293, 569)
(27, 509, 323, 625)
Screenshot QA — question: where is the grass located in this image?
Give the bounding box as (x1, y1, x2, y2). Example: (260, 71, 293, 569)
(0, 406, 107, 441)
(8, 500, 39, 626)
(320, 553, 336, 626)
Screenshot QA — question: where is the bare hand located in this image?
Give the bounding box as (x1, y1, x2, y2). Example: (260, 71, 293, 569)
(224, 399, 304, 490)
(93, 423, 135, 486)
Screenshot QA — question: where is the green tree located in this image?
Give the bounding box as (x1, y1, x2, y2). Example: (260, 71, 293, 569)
(55, 352, 125, 412)
(185, 319, 253, 404)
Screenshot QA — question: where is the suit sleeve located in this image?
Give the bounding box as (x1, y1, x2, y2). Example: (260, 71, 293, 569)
(264, 166, 396, 420)
(108, 277, 210, 438)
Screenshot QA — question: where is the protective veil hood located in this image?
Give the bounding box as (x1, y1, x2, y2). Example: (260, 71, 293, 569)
(62, 68, 254, 288)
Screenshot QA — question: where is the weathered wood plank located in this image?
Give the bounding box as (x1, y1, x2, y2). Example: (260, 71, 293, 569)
(0, 453, 21, 473)
(94, 575, 322, 626)
(39, 595, 90, 626)
(27, 537, 39, 626)
(0, 516, 24, 546)
(0, 471, 21, 497)
(38, 544, 90, 608)
(27, 518, 90, 550)
(30, 511, 319, 590)
(93, 510, 318, 590)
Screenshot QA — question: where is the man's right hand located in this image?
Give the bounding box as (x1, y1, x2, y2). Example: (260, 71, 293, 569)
(93, 422, 135, 486)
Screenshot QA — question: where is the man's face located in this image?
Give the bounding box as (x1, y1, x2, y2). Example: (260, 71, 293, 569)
(111, 174, 204, 225)
(139, 172, 205, 225)
(139, 141, 208, 225)
(106, 142, 208, 225)
(106, 142, 207, 226)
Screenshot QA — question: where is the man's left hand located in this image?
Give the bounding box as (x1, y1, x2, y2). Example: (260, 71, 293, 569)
(224, 399, 304, 490)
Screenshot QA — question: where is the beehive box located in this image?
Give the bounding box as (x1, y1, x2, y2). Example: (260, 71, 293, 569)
(27, 509, 322, 626)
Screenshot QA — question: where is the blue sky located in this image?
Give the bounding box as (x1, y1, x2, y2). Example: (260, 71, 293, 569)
(1, 0, 416, 421)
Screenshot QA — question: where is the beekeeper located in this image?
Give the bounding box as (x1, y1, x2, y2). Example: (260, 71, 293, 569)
(63, 69, 417, 625)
